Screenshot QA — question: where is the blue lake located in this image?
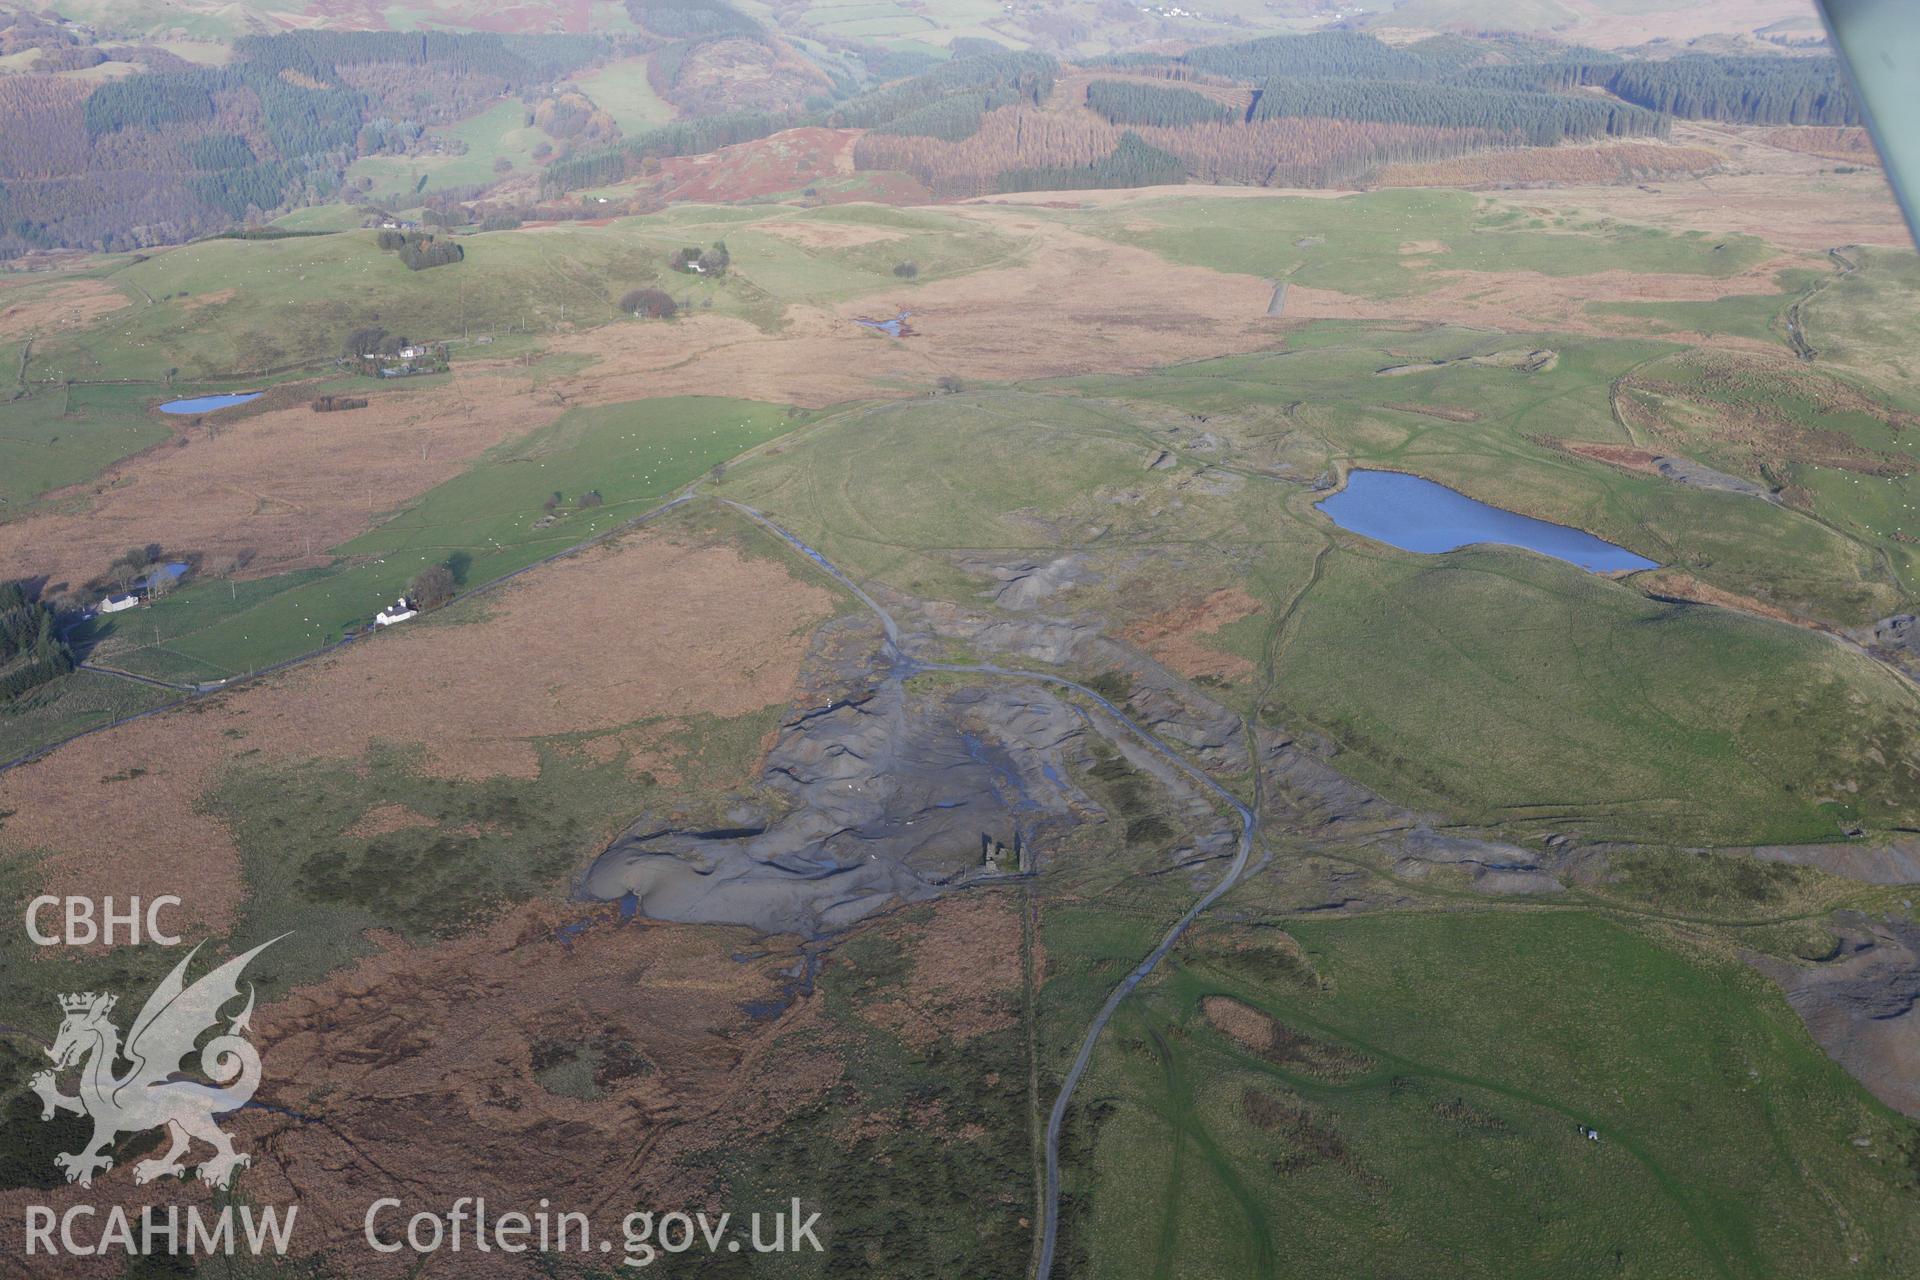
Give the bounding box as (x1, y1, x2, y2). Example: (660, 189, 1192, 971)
(159, 392, 262, 414)
(1316, 469, 1657, 574)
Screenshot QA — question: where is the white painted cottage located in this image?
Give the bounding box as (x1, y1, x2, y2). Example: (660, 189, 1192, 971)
(374, 598, 418, 627)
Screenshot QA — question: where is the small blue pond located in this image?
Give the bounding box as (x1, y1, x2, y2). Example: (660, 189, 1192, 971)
(159, 392, 262, 414)
(1316, 469, 1657, 574)
(136, 562, 189, 590)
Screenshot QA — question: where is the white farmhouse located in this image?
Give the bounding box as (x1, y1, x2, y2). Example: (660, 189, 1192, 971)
(98, 593, 139, 614)
(374, 598, 418, 627)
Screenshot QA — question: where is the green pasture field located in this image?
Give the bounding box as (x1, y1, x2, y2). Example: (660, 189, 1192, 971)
(45, 0, 251, 38)
(28, 230, 618, 382)
(723, 205, 1021, 301)
(346, 99, 556, 198)
(1079, 189, 1779, 300)
(1584, 279, 1811, 347)
(794, 0, 1004, 42)
(1376, 0, 1588, 31)
(83, 396, 803, 683)
(568, 55, 674, 132)
(1264, 541, 1920, 844)
(719, 386, 1303, 604)
(1801, 246, 1920, 400)
(0, 381, 172, 508)
(24, 206, 1016, 384)
(269, 204, 370, 232)
(1060, 909, 1920, 1280)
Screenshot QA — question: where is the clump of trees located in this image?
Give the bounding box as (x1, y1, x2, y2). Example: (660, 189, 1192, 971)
(620, 287, 677, 318)
(397, 233, 463, 270)
(1141, 31, 1855, 130)
(344, 326, 408, 357)
(233, 30, 606, 87)
(670, 241, 729, 275)
(1249, 77, 1666, 145)
(1178, 31, 1442, 82)
(184, 134, 257, 170)
(0, 579, 72, 702)
(1086, 80, 1235, 128)
(1584, 55, 1858, 126)
(869, 93, 993, 143)
(83, 75, 215, 136)
(373, 229, 463, 269)
(409, 564, 456, 611)
(829, 46, 1055, 137)
(996, 131, 1184, 193)
(893, 260, 919, 279)
(104, 543, 166, 593)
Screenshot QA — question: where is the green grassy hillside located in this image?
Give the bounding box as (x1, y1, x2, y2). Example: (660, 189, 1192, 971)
(1060, 909, 1920, 1279)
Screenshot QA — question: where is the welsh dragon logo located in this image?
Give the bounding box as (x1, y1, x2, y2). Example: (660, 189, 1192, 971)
(31, 937, 283, 1189)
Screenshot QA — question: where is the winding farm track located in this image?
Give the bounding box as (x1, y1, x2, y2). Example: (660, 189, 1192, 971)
(719, 499, 1258, 1280)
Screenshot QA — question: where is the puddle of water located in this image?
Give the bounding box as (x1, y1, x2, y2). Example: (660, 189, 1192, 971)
(961, 731, 1041, 812)
(159, 391, 262, 414)
(853, 310, 913, 338)
(740, 952, 821, 1021)
(1316, 469, 1657, 574)
(554, 891, 641, 947)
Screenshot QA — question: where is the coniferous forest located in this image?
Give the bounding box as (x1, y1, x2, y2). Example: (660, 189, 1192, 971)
(1, 31, 605, 257)
(0, 25, 1866, 256)
(1086, 81, 1236, 128)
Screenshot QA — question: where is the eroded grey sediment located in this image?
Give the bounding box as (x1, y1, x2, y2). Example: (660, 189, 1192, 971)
(583, 620, 1110, 937)
(1651, 455, 1775, 501)
(582, 511, 1261, 942)
(1750, 913, 1920, 1117)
